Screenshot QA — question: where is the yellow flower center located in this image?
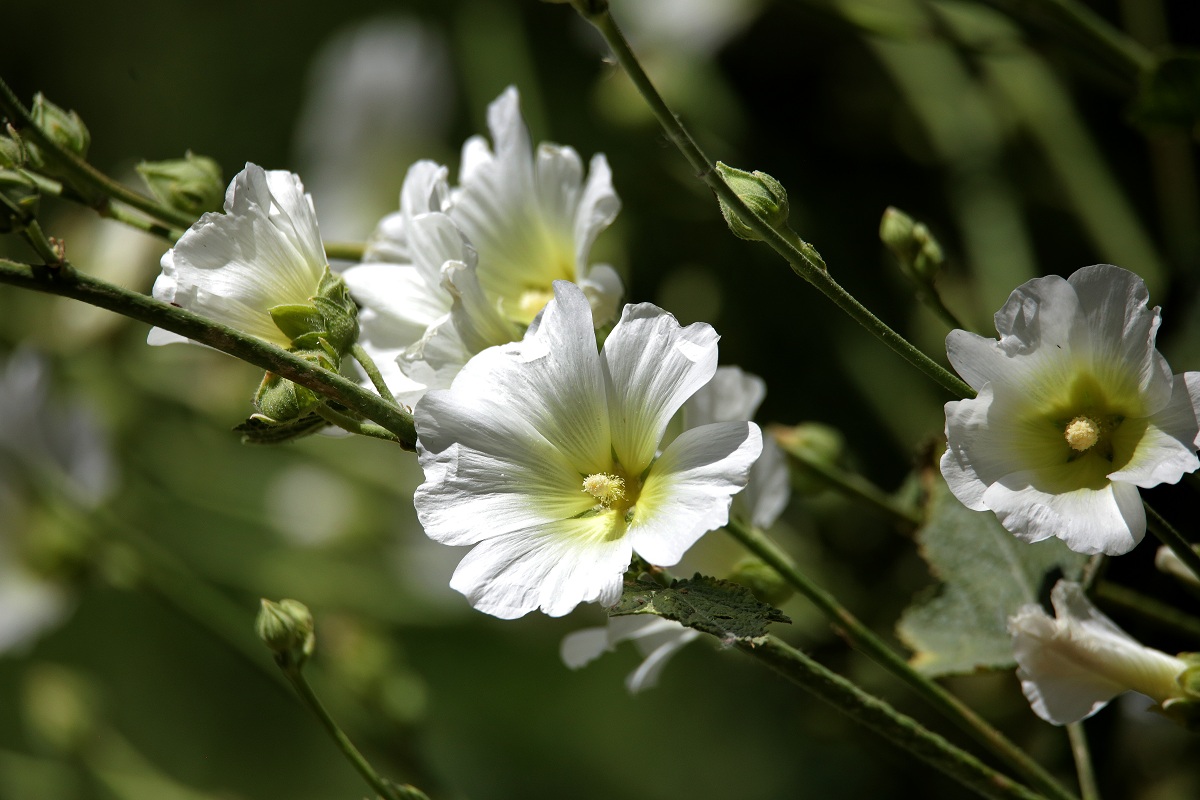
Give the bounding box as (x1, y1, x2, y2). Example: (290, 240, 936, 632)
(1064, 416, 1101, 452)
(582, 472, 626, 508)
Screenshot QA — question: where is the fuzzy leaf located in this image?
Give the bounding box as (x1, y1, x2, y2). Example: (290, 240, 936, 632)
(896, 473, 1088, 677)
(611, 573, 790, 641)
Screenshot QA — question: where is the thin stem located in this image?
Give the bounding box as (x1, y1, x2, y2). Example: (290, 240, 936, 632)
(20, 219, 62, 265)
(571, 3, 973, 400)
(1144, 501, 1200, 585)
(1066, 722, 1100, 800)
(278, 665, 430, 800)
(0, 77, 197, 229)
(916, 282, 969, 332)
(101, 203, 181, 242)
(315, 403, 402, 443)
(777, 436, 921, 528)
(1092, 581, 1200, 641)
(739, 636, 1048, 800)
(351, 343, 401, 406)
(0, 257, 417, 448)
(723, 517, 1076, 800)
(324, 241, 366, 261)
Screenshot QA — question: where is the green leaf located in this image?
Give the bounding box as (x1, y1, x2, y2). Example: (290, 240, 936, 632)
(610, 573, 790, 641)
(896, 472, 1088, 677)
(234, 412, 327, 444)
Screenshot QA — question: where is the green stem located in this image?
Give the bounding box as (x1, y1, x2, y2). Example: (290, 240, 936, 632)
(0, 257, 417, 448)
(279, 665, 430, 800)
(1092, 581, 1200, 641)
(20, 219, 62, 265)
(324, 241, 366, 261)
(916, 281, 969, 332)
(351, 343, 401, 406)
(739, 636, 1048, 800)
(571, 3, 973, 400)
(723, 517, 1076, 800)
(1065, 722, 1100, 800)
(777, 438, 921, 528)
(1144, 501, 1200, 585)
(315, 403, 402, 443)
(0, 77, 198, 230)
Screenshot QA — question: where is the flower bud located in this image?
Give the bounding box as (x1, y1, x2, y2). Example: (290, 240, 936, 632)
(30, 93, 90, 160)
(880, 206, 944, 282)
(253, 372, 321, 424)
(313, 270, 360, 355)
(136, 152, 224, 216)
(0, 133, 23, 168)
(715, 162, 790, 242)
(770, 422, 846, 496)
(0, 169, 40, 233)
(727, 557, 792, 607)
(255, 598, 315, 667)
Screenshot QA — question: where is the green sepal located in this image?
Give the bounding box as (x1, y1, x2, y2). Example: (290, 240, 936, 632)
(313, 268, 359, 354)
(26, 93, 89, 178)
(879, 206, 944, 282)
(610, 573, 791, 642)
(234, 411, 328, 444)
(0, 169, 40, 233)
(253, 371, 322, 423)
(715, 161, 790, 242)
(269, 303, 325, 341)
(136, 151, 224, 216)
(255, 598, 315, 668)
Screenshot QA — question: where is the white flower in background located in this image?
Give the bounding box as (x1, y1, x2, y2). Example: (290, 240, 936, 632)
(0, 349, 116, 654)
(345, 86, 622, 402)
(148, 163, 329, 349)
(561, 615, 702, 693)
(941, 264, 1200, 555)
(1009, 581, 1188, 724)
(414, 281, 761, 619)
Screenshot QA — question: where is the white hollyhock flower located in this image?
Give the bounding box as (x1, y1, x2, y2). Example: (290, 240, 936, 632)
(561, 615, 702, 693)
(414, 281, 761, 619)
(1009, 581, 1188, 724)
(344, 86, 622, 402)
(941, 264, 1200, 555)
(148, 163, 329, 348)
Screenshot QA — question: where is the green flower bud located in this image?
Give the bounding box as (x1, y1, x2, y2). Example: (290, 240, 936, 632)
(313, 269, 359, 356)
(727, 557, 792, 607)
(136, 152, 224, 216)
(30, 93, 90, 160)
(0, 169, 40, 233)
(256, 598, 315, 667)
(880, 206, 944, 282)
(770, 422, 846, 496)
(254, 372, 321, 423)
(715, 162, 790, 242)
(0, 133, 24, 168)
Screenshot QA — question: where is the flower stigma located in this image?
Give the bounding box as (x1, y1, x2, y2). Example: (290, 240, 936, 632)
(516, 288, 556, 324)
(582, 472, 626, 509)
(1064, 416, 1101, 453)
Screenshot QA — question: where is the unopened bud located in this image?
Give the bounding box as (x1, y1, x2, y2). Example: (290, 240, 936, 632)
(0, 169, 40, 232)
(715, 162, 790, 242)
(770, 422, 846, 496)
(254, 372, 321, 423)
(137, 152, 224, 216)
(30, 93, 90, 160)
(880, 206, 944, 282)
(256, 598, 315, 667)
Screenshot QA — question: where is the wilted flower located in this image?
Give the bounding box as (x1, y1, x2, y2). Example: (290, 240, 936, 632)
(148, 163, 331, 349)
(413, 281, 761, 619)
(1009, 581, 1189, 724)
(941, 264, 1200, 555)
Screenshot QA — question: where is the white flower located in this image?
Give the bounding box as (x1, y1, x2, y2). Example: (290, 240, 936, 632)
(941, 264, 1200, 555)
(561, 615, 702, 693)
(413, 281, 761, 619)
(1009, 581, 1188, 724)
(684, 366, 790, 529)
(148, 163, 329, 349)
(344, 86, 622, 402)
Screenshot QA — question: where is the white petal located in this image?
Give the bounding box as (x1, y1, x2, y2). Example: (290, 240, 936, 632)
(343, 261, 447, 340)
(448, 518, 633, 619)
(992, 272, 1080, 357)
(441, 260, 523, 355)
(685, 366, 766, 428)
(1108, 372, 1200, 487)
(742, 437, 791, 529)
(535, 142, 583, 244)
(0, 565, 72, 654)
(629, 421, 761, 565)
(626, 627, 702, 693)
(983, 467, 1144, 555)
(603, 303, 720, 473)
(579, 264, 624, 328)
(560, 625, 613, 669)
(573, 153, 621, 271)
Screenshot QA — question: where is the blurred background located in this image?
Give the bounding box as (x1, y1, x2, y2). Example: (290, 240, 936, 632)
(1, 0, 1199, 798)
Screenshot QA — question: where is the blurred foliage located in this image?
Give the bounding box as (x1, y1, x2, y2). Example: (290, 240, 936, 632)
(1, 0, 1200, 799)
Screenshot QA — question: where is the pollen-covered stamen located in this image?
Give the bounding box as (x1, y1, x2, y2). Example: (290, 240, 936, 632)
(1064, 415, 1102, 452)
(582, 472, 626, 508)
